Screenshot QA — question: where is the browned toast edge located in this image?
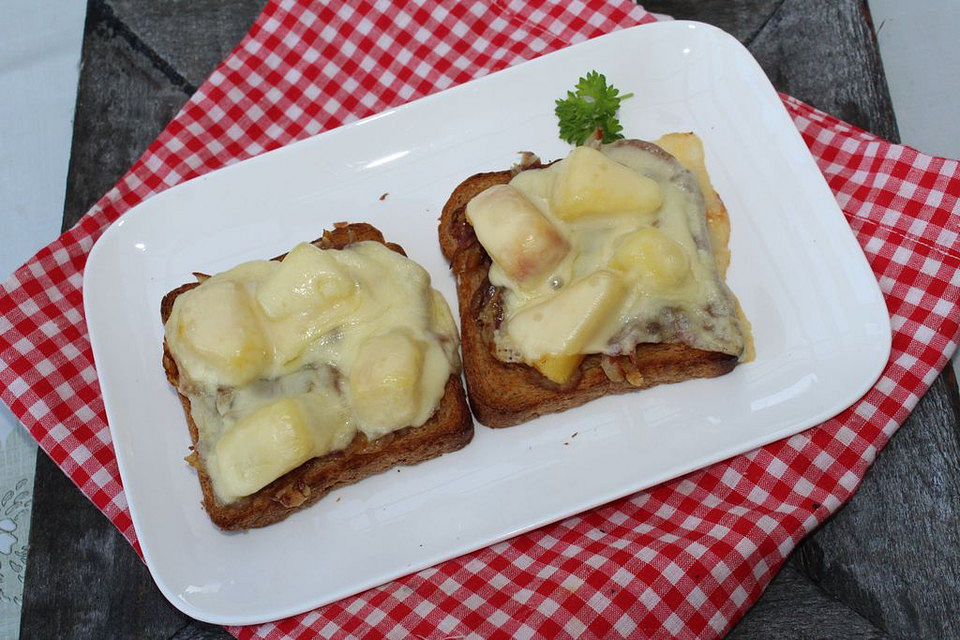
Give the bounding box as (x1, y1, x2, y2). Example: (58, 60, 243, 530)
(161, 223, 473, 530)
(438, 169, 738, 428)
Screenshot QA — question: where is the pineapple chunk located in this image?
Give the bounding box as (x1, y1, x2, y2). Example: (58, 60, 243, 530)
(654, 133, 731, 275)
(213, 398, 316, 499)
(551, 147, 662, 220)
(429, 289, 458, 341)
(297, 389, 356, 455)
(217, 259, 275, 283)
(177, 279, 268, 386)
(466, 184, 569, 286)
(429, 289, 461, 369)
(654, 133, 722, 216)
(506, 270, 626, 359)
(609, 227, 691, 292)
(349, 330, 424, 433)
(256, 242, 355, 319)
(532, 353, 584, 384)
(509, 167, 555, 202)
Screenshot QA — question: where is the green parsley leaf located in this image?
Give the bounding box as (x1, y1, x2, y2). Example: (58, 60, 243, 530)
(554, 71, 633, 145)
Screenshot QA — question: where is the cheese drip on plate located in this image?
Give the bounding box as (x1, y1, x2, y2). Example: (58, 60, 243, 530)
(164, 241, 460, 503)
(465, 137, 747, 383)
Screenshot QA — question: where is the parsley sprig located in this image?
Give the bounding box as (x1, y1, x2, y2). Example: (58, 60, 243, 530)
(554, 71, 633, 145)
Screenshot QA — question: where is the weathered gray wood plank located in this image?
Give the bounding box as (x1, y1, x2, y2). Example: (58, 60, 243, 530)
(59, 0, 193, 232)
(644, 0, 784, 44)
(20, 455, 191, 639)
(169, 622, 234, 640)
(791, 370, 960, 639)
(748, 0, 898, 141)
(106, 0, 266, 90)
(729, 566, 888, 639)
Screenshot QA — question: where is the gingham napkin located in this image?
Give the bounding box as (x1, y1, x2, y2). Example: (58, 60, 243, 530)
(1, 1, 958, 638)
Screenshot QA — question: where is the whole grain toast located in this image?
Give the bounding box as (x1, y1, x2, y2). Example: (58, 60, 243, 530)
(438, 156, 739, 428)
(161, 223, 473, 530)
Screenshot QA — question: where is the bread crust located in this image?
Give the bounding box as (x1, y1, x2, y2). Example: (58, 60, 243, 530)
(161, 223, 473, 530)
(438, 166, 738, 428)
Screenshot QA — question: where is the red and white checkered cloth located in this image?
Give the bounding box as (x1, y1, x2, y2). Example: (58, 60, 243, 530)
(1, 1, 958, 637)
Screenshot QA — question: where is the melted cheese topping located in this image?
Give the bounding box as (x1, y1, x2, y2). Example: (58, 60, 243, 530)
(465, 140, 746, 371)
(164, 241, 460, 503)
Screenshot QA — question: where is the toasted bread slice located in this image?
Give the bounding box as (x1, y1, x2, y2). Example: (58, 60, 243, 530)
(438, 151, 739, 428)
(161, 223, 473, 529)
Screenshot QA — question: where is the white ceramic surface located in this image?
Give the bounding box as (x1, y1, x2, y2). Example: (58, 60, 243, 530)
(84, 21, 891, 625)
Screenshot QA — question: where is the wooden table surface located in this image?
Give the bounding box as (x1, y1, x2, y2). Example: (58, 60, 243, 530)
(19, 1, 960, 638)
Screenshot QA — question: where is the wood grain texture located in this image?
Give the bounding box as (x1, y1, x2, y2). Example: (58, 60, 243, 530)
(58, 0, 194, 232)
(108, 0, 267, 89)
(748, 0, 899, 141)
(169, 624, 233, 640)
(644, 0, 784, 43)
(728, 566, 888, 639)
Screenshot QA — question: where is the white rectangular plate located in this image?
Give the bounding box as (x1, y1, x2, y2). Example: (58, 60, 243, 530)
(84, 21, 891, 625)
